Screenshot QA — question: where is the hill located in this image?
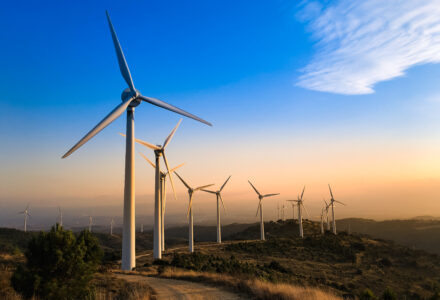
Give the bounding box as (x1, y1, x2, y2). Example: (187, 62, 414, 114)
(137, 220, 440, 299)
(336, 218, 440, 254)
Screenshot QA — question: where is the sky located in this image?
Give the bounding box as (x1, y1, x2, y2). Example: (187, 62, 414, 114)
(2, 0, 440, 228)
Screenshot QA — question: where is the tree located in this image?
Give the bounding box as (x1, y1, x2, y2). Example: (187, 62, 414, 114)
(360, 289, 377, 300)
(11, 224, 103, 299)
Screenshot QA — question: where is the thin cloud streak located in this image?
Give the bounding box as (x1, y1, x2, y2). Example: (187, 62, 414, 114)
(296, 0, 440, 95)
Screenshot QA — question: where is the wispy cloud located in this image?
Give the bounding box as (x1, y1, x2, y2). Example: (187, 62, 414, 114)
(296, 0, 440, 95)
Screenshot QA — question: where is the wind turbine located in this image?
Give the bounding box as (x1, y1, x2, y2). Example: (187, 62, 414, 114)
(18, 204, 30, 232)
(61, 12, 211, 271)
(328, 184, 346, 235)
(277, 202, 280, 220)
(201, 176, 232, 244)
(286, 200, 295, 220)
(122, 120, 181, 259)
(324, 199, 331, 231)
(110, 218, 115, 235)
(175, 172, 213, 253)
(248, 181, 279, 241)
(290, 187, 308, 238)
(282, 203, 286, 221)
(88, 216, 93, 232)
(140, 223, 144, 233)
(138, 152, 184, 252)
(320, 208, 325, 234)
(58, 206, 63, 227)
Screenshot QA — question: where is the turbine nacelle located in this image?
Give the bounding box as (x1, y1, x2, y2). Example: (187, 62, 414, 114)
(121, 88, 141, 106)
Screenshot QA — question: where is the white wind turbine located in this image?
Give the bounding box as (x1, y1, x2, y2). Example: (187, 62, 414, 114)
(286, 200, 295, 221)
(110, 218, 115, 235)
(175, 172, 213, 253)
(320, 207, 325, 234)
(138, 152, 184, 252)
(121, 119, 182, 259)
(201, 176, 232, 244)
(140, 224, 144, 233)
(324, 199, 331, 231)
(88, 216, 93, 232)
(61, 12, 211, 271)
(277, 202, 280, 220)
(58, 206, 63, 227)
(248, 181, 279, 241)
(328, 184, 346, 234)
(19, 204, 30, 232)
(291, 187, 309, 238)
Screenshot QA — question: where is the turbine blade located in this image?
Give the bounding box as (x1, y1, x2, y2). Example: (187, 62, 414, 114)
(335, 200, 346, 206)
(220, 175, 232, 192)
(301, 186, 305, 200)
(168, 163, 185, 174)
(219, 193, 226, 212)
(187, 193, 194, 218)
(106, 11, 136, 93)
(139, 95, 212, 126)
(201, 189, 217, 194)
(174, 172, 191, 190)
(195, 184, 214, 191)
(62, 98, 133, 158)
(263, 193, 280, 198)
(302, 204, 310, 219)
(163, 152, 177, 201)
(255, 199, 262, 217)
(138, 152, 156, 169)
(120, 133, 161, 150)
(163, 119, 182, 149)
(248, 180, 261, 196)
(328, 184, 334, 199)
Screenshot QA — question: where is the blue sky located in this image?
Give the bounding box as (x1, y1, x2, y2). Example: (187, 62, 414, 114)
(2, 0, 440, 225)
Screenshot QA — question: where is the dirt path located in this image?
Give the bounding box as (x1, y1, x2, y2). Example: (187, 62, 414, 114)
(114, 274, 247, 300)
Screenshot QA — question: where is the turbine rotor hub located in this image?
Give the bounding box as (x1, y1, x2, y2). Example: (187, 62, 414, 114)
(121, 88, 141, 107)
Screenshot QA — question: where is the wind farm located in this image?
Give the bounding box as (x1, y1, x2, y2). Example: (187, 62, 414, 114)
(2, 2, 440, 300)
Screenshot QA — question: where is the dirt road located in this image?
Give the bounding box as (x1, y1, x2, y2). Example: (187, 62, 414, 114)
(114, 274, 247, 300)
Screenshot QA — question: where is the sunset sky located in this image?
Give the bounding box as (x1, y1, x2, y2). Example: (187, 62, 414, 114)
(2, 0, 440, 227)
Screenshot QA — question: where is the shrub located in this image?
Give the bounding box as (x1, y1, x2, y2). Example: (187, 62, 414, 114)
(360, 288, 377, 299)
(382, 287, 397, 300)
(11, 224, 103, 299)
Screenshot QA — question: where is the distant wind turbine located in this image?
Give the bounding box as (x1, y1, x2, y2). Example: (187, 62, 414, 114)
(291, 187, 309, 238)
(88, 216, 93, 232)
(61, 11, 211, 271)
(139, 152, 184, 251)
(121, 119, 182, 259)
(324, 199, 331, 230)
(248, 181, 279, 241)
(287, 200, 295, 221)
(110, 218, 115, 235)
(320, 208, 325, 235)
(140, 223, 144, 233)
(58, 206, 63, 227)
(175, 172, 213, 252)
(18, 204, 30, 232)
(328, 184, 346, 234)
(201, 176, 232, 244)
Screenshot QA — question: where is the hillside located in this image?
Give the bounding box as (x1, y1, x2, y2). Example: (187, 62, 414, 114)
(137, 220, 440, 299)
(336, 218, 440, 254)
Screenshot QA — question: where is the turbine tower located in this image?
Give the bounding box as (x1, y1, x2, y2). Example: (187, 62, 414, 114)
(320, 208, 325, 234)
(291, 187, 309, 238)
(175, 172, 213, 253)
(58, 206, 63, 227)
(61, 12, 211, 271)
(324, 199, 331, 230)
(110, 218, 115, 235)
(19, 204, 30, 232)
(88, 216, 93, 232)
(328, 184, 346, 235)
(122, 119, 182, 259)
(201, 176, 232, 244)
(286, 200, 296, 221)
(139, 152, 184, 252)
(248, 181, 279, 241)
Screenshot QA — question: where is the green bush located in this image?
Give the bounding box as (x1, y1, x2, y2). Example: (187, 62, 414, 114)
(382, 287, 397, 300)
(360, 288, 377, 299)
(11, 224, 103, 300)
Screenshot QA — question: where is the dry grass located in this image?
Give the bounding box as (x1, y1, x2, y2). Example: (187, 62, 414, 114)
(157, 267, 342, 300)
(93, 273, 154, 300)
